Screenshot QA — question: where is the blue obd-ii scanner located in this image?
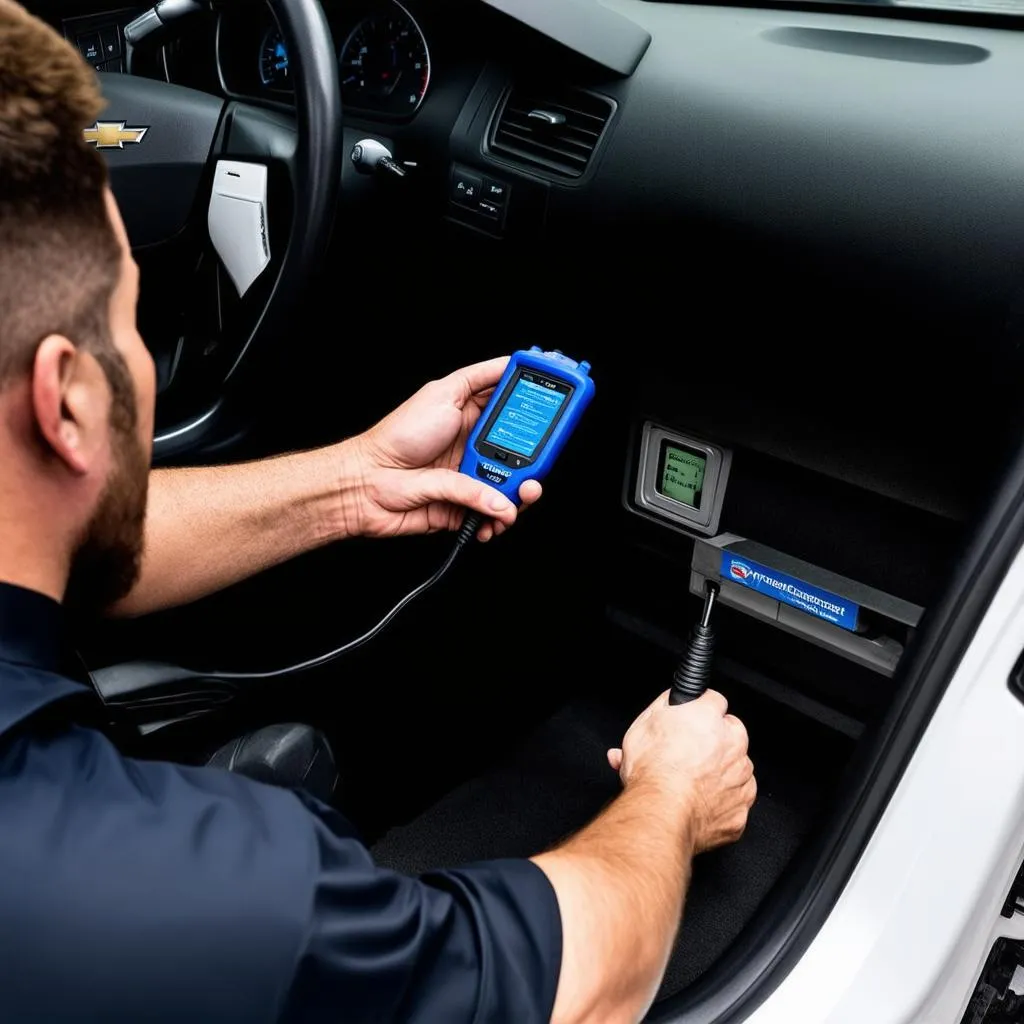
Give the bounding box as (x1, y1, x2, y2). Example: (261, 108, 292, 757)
(459, 347, 595, 504)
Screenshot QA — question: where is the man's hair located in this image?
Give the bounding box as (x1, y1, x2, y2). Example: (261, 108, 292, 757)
(0, 0, 124, 390)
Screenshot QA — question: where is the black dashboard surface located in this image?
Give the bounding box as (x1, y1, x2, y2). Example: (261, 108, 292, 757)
(590, 1, 1024, 307)
(43, 0, 1024, 598)
(56, 0, 1024, 326)
(47, 0, 1024, 309)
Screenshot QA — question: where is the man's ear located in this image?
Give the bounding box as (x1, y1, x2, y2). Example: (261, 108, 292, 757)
(32, 335, 107, 476)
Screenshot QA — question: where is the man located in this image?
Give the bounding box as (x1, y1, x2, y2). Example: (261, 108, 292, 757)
(0, 4, 756, 1022)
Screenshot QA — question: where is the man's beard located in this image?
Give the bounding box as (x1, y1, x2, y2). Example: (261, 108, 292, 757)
(64, 412, 149, 614)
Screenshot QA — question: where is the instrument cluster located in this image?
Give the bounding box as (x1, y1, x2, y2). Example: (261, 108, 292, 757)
(219, 0, 432, 119)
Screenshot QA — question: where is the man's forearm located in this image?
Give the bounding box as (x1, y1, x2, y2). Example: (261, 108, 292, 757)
(110, 442, 363, 617)
(532, 782, 695, 1024)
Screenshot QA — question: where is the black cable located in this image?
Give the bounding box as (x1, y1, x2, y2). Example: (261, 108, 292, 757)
(200, 513, 484, 681)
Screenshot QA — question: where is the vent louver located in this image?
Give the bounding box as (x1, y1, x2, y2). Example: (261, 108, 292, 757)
(489, 86, 614, 179)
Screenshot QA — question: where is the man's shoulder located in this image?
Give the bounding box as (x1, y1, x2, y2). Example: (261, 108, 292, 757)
(0, 721, 320, 890)
(0, 723, 321, 1023)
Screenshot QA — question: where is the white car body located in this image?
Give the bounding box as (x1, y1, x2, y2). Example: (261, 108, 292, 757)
(747, 539, 1024, 1023)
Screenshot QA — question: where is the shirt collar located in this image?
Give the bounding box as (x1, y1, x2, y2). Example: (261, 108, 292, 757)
(0, 581, 88, 735)
(0, 581, 65, 671)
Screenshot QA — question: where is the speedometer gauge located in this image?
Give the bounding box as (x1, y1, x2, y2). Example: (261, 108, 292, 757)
(259, 26, 290, 90)
(339, 2, 430, 116)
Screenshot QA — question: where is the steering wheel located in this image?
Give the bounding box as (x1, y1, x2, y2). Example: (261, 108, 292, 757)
(94, 0, 341, 460)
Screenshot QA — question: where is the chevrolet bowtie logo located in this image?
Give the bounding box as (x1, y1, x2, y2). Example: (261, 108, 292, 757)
(82, 121, 149, 149)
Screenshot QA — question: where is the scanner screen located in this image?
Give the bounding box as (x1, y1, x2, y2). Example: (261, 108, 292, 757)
(485, 371, 571, 458)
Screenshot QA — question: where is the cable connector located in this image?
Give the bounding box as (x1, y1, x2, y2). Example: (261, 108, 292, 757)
(669, 581, 719, 705)
(457, 512, 483, 548)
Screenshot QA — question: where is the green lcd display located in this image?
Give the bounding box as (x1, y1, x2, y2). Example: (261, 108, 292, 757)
(657, 442, 707, 509)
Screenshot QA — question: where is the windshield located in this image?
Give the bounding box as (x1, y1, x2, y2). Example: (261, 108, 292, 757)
(660, 0, 1024, 16)
(897, 0, 1024, 13)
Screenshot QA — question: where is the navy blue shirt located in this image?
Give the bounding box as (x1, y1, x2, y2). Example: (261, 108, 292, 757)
(0, 582, 561, 1022)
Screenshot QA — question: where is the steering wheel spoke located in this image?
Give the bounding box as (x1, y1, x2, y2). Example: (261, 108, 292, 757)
(208, 103, 298, 302)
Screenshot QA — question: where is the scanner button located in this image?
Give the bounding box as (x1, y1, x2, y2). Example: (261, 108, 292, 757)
(493, 450, 508, 462)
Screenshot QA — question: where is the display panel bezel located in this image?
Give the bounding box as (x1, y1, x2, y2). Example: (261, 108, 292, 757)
(633, 424, 732, 535)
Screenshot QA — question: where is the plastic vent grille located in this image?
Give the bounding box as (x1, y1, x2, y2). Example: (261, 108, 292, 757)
(489, 86, 614, 179)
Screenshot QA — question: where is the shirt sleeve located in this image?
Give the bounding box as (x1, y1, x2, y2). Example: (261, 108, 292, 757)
(279, 793, 563, 1024)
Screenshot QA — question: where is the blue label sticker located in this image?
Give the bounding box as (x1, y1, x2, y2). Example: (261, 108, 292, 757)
(720, 553, 859, 632)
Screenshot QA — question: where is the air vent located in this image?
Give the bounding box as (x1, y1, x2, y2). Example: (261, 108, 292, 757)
(489, 86, 614, 179)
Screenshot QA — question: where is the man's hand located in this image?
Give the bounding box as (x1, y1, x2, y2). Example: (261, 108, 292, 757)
(607, 690, 755, 853)
(346, 356, 542, 542)
(534, 690, 755, 1024)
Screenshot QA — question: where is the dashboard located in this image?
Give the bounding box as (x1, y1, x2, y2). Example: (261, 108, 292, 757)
(216, 0, 432, 118)
(43, 0, 1024, 647)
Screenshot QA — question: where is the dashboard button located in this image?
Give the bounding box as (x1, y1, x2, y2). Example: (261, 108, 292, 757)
(451, 168, 482, 207)
(483, 178, 509, 204)
(99, 24, 121, 60)
(478, 200, 501, 219)
(76, 31, 103, 66)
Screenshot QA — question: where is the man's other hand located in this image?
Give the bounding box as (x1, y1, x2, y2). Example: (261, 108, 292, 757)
(607, 690, 755, 854)
(346, 357, 542, 542)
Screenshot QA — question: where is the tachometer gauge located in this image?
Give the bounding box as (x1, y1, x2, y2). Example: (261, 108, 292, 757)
(259, 26, 290, 90)
(339, 2, 430, 116)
